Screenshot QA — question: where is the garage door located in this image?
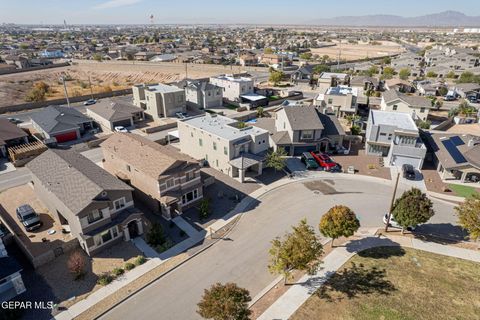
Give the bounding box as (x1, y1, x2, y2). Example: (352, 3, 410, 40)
(112, 119, 132, 128)
(391, 155, 422, 170)
(293, 145, 317, 156)
(54, 131, 78, 143)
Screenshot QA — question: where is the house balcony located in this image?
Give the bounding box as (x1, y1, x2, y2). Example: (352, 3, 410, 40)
(391, 142, 426, 159)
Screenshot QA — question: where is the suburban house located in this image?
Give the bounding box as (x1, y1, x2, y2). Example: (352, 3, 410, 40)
(430, 133, 480, 183)
(174, 79, 223, 109)
(209, 74, 254, 102)
(101, 133, 203, 219)
(380, 90, 432, 122)
(365, 110, 427, 169)
(86, 98, 145, 131)
(455, 83, 480, 98)
(178, 114, 269, 183)
(3, 55, 30, 69)
(384, 79, 415, 93)
(253, 105, 345, 156)
(315, 86, 358, 118)
(238, 52, 258, 66)
(0, 238, 26, 302)
(30, 106, 94, 143)
(291, 65, 315, 83)
(317, 72, 350, 92)
(0, 119, 28, 158)
(132, 83, 186, 119)
(26, 149, 143, 256)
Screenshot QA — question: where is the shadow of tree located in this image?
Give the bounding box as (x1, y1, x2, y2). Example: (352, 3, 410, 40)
(316, 262, 396, 302)
(357, 246, 406, 259)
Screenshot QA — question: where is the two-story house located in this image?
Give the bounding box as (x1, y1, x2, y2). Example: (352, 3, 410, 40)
(26, 149, 143, 255)
(315, 86, 358, 118)
(101, 133, 203, 219)
(132, 83, 186, 119)
(178, 114, 269, 183)
(381, 90, 432, 122)
(209, 75, 254, 102)
(0, 238, 26, 303)
(174, 79, 223, 110)
(317, 72, 350, 92)
(365, 110, 426, 169)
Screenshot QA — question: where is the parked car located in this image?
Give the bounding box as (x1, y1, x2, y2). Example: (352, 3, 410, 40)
(383, 213, 416, 231)
(83, 99, 97, 106)
(310, 152, 338, 171)
(114, 126, 129, 133)
(444, 95, 456, 101)
(402, 164, 416, 180)
(467, 96, 479, 103)
(300, 152, 319, 170)
(7, 117, 23, 124)
(16, 204, 42, 232)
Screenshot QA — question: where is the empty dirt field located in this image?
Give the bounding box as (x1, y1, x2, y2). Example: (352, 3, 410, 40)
(311, 41, 405, 61)
(0, 61, 268, 108)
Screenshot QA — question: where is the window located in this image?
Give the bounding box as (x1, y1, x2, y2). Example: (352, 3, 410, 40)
(213, 142, 217, 150)
(224, 146, 228, 155)
(87, 209, 103, 224)
(301, 130, 314, 140)
(199, 138, 203, 146)
(126, 165, 131, 172)
(101, 230, 112, 243)
(190, 132, 193, 137)
(380, 133, 387, 136)
(166, 178, 174, 188)
(182, 189, 199, 204)
(393, 105, 398, 111)
(420, 107, 426, 113)
(112, 227, 118, 238)
(216, 159, 219, 167)
(113, 198, 126, 210)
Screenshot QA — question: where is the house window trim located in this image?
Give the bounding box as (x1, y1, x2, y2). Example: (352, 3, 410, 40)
(87, 209, 104, 224)
(113, 197, 127, 211)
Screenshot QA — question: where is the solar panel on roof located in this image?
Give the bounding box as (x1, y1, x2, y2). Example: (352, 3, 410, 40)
(442, 139, 467, 164)
(450, 136, 465, 146)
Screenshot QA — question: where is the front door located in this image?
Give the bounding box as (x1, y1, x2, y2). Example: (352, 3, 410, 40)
(127, 220, 139, 238)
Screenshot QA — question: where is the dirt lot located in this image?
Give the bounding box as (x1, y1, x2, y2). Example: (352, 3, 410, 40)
(311, 41, 404, 61)
(0, 184, 75, 257)
(0, 60, 268, 108)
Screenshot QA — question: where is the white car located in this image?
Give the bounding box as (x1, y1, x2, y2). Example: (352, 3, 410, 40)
(383, 213, 416, 231)
(114, 126, 129, 133)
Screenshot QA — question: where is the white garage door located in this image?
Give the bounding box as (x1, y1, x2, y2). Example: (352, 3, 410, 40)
(391, 155, 422, 170)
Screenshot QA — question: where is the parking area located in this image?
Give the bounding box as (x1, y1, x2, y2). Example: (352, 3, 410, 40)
(0, 184, 76, 261)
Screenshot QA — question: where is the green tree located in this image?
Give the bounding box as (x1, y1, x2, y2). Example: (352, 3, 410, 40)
(264, 47, 274, 54)
(199, 198, 211, 220)
(256, 107, 264, 118)
(269, 219, 323, 283)
(269, 70, 284, 86)
(350, 125, 361, 135)
(313, 64, 330, 75)
(382, 66, 395, 79)
(319, 205, 360, 247)
(92, 53, 103, 62)
(25, 81, 50, 102)
(446, 71, 456, 79)
(382, 56, 391, 65)
(299, 52, 312, 60)
(417, 120, 431, 129)
(197, 283, 251, 320)
(437, 86, 448, 96)
(366, 65, 379, 77)
(265, 148, 287, 171)
(455, 193, 480, 241)
(399, 68, 411, 80)
(146, 222, 166, 246)
(392, 188, 435, 233)
(426, 71, 438, 78)
(458, 71, 480, 84)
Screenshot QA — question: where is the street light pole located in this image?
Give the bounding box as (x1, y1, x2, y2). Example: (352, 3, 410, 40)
(385, 172, 401, 232)
(60, 76, 70, 107)
(88, 75, 94, 99)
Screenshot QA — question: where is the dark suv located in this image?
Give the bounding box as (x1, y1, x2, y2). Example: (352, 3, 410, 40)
(301, 152, 319, 170)
(402, 164, 416, 180)
(16, 204, 42, 232)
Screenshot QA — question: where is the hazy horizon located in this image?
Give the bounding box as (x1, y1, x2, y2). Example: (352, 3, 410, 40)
(1, 0, 479, 25)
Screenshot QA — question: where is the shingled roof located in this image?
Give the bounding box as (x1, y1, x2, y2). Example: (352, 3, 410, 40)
(30, 105, 91, 134)
(26, 149, 132, 214)
(0, 118, 27, 146)
(87, 99, 143, 122)
(101, 133, 199, 179)
(382, 90, 432, 108)
(282, 106, 324, 131)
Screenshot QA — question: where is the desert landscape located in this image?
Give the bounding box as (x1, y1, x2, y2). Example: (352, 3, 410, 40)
(311, 40, 405, 61)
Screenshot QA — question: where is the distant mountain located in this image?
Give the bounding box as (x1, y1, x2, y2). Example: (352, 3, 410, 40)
(308, 11, 480, 27)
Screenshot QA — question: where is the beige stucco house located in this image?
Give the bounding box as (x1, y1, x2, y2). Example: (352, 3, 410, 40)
(132, 83, 186, 119)
(381, 90, 432, 122)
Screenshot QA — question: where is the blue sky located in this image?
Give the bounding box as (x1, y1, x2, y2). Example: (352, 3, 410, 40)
(0, 0, 478, 24)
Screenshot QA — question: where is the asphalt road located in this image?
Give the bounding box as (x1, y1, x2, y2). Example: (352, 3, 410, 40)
(100, 177, 457, 320)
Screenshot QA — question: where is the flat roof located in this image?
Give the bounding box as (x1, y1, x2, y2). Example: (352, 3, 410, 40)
(146, 83, 183, 94)
(241, 93, 267, 101)
(370, 110, 418, 132)
(181, 114, 267, 141)
(319, 72, 349, 79)
(326, 86, 358, 96)
(212, 75, 253, 83)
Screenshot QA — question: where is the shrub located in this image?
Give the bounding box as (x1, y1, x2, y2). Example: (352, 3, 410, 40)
(97, 273, 113, 286)
(134, 255, 146, 266)
(146, 222, 166, 246)
(124, 262, 135, 271)
(112, 267, 124, 277)
(156, 239, 174, 253)
(199, 198, 211, 220)
(67, 251, 86, 280)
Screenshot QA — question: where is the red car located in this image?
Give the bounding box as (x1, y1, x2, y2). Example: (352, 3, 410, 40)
(310, 152, 338, 171)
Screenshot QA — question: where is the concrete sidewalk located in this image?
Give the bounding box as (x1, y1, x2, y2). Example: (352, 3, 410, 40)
(258, 234, 480, 320)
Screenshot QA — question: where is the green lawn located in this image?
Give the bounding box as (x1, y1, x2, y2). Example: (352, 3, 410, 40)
(448, 184, 479, 198)
(291, 246, 480, 320)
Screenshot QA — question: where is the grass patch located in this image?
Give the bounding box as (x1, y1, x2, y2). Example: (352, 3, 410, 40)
(291, 246, 480, 320)
(224, 104, 238, 110)
(268, 95, 281, 101)
(448, 184, 479, 198)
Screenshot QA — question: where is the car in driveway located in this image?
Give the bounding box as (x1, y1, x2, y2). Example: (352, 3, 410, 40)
(114, 126, 129, 133)
(7, 117, 23, 124)
(300, 152, 319, 170)
(402, 164, 416, 180)
(310, 152, 339, 171)
(83, 99, 97, 106)
(16, 204, 42, 232)
(383, 213, 416, 231)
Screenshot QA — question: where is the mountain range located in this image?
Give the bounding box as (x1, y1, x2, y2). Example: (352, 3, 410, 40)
(307, 11, 480, 27)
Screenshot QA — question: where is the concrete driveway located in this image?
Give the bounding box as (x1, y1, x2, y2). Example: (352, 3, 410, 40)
(100, 176, 458, 320)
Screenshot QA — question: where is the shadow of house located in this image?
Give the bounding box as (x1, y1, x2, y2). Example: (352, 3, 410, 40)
(413, 223, 469, 244)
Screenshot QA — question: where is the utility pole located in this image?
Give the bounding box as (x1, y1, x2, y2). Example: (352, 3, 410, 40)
(185, 62, 188, 79)
(88, 75, 94, 99)
(385, 172, 401, 232)
(60, 75, 70, 107)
